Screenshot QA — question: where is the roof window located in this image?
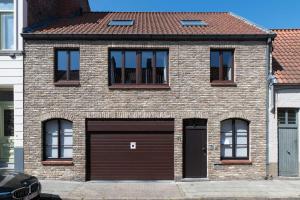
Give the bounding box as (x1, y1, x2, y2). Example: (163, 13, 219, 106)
(108, 20, 134, 26)
(181, 20, 207, 26)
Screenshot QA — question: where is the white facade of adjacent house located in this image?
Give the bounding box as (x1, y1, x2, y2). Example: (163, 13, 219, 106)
(269, 87, 300, 177)
(0, 0, 27, 172)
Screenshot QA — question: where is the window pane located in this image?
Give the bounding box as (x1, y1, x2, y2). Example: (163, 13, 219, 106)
(4, 109, 13, 136)
(60, 120, 73, 159)
(235, 120, 248, 158)
(288, 110, 297, 125)
(236, 145, 247, 157)
(45, 120, 59, 159)
(221, 119, 233, 158)
(223, 51, 233, 81)
(1, 13, 14, 50)
(70, 51, 80, 80)
(110, 51, 122, 84)
(56, 51, 68, 81)
(142, 51, 153, 84)
(125, 51, 136, 83)
(278, 110, 286, 125)
(210, 51, 220, 81)
(0, 0, 13, 11)
(156, 51, 168, 84)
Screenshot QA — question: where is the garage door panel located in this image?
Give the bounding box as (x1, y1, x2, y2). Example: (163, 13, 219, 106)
(88, 132, 174, 180)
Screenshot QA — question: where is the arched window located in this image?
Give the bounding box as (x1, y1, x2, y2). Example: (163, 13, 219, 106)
(221, 119, 249, 160)
(43, 119, 73, 160)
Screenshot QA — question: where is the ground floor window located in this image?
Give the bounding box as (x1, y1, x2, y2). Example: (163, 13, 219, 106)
(221, 118, 249, 160)
(43, 119, 73, 160)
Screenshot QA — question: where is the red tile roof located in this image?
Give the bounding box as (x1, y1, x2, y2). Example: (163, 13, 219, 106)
(272, 29, 300, 84)
(27, 12, 271, 36)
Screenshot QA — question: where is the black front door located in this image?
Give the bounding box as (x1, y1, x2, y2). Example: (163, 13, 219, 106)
(183, 120, 207, 178)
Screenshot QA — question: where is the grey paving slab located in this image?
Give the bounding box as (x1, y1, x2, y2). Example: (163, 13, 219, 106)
(40, 180, 300, 200)
(40, 180, 183, 200)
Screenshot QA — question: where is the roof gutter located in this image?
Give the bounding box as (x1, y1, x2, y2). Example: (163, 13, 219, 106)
(21, 33, 276, 41)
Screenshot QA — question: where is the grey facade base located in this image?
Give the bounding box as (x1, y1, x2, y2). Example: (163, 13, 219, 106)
(14, 147, 24, 172)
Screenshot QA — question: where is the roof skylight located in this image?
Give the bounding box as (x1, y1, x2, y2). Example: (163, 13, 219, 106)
(181, 20, 207, 27)
(108, 20, 134, 26)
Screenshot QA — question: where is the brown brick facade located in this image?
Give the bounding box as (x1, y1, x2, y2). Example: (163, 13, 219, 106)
(24, 40, 268, 181)
(27, 0, 90, 26)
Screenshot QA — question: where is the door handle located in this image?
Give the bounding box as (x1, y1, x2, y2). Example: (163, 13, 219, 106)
(287, 151, 291, 155)
(202, 147, 207, 153)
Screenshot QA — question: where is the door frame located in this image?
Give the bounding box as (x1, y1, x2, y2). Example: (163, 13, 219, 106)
(277, 108, 299, 176)
(182, 118, 208, 179)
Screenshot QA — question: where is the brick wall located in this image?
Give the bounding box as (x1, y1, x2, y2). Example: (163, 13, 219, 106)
(24, 40, 268, 181)
(27, 0, 90, 26)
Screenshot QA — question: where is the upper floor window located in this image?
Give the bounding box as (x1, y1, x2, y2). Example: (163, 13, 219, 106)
(43, 119, 73, 160)
(0, 0, 14, 50)
(55, 49, 80, 83)
(210, 49, 234, 82)
(109, 49, 169, 86)
(221, 119, 249, 160)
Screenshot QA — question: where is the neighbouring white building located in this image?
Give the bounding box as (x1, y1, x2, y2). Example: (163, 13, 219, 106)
(269, 29, 300, 177)
(0, 0, 27, 172)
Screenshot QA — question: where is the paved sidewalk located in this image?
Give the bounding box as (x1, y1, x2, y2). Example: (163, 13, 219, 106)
(40, 180, 300, 200)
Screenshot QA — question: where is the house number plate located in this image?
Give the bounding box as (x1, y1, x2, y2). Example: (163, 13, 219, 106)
(130, 142, 136, 149)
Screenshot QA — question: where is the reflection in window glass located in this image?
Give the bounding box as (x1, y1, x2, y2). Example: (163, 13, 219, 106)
(223, 51, 233, 81)
(1, 13, 14, 50)
(57, 51, 68, 81)
(156, 51, 168, 84)
(142, 51, 153, 84)
(278, 110, 286, 125)
(210, 51, 220, 81)
(0, 0, 14, 11)
(111, 51, 122, 83)
(70, 51, 80, 80)
(288, 110, 297, 125)
(125, 51, 136, 83)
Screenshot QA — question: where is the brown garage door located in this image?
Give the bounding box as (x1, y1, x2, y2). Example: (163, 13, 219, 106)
(87, 120, 174, 180)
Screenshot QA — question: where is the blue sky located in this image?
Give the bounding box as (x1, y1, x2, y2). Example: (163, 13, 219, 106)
(89, 0, 300, 29)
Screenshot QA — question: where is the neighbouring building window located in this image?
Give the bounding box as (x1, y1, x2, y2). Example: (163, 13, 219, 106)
(278, 109, 297, 125)
(55, 49, 80, 82)
(4, 109, 13, 136)
(221, 119, 249, 160)
(210, 49, 234, 82)
(0, 0, 14, 50)
(44, 119, 73, 160)
(110, 50, 169, 85)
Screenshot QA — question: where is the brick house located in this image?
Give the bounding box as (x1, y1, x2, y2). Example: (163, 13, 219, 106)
(268, 29, 300, 178)
(0, 0, 89, 173)
(22, 11, 275, 181)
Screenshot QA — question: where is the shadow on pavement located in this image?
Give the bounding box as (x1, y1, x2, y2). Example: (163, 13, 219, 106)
(40, 193, 62, 200)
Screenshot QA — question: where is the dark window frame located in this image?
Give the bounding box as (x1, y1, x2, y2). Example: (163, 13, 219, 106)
(210, 49, 235, 83)
(42, 119, 73, 161)
(221, 118, 249, 160)
(54, 48, 80, 85)
(108, 49, 169, 87)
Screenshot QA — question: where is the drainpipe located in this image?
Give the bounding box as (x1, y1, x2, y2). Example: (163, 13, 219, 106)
(266, 37, 274, 179)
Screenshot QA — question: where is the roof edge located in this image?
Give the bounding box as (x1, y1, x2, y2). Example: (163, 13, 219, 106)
(22, 33, 274, 41)
(229, 12, 275, 36)
(272, 28, 300, 31)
